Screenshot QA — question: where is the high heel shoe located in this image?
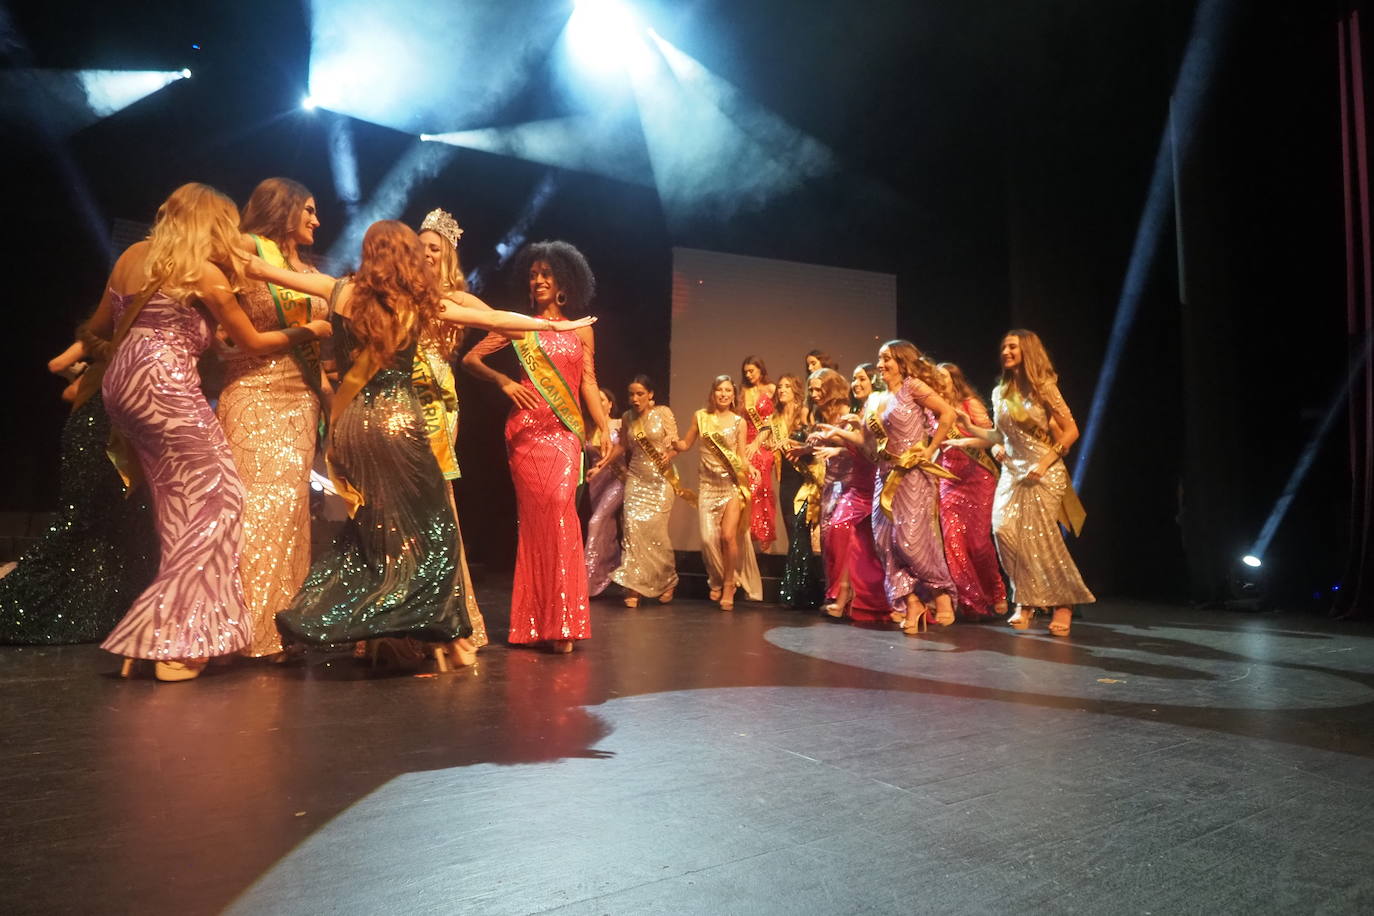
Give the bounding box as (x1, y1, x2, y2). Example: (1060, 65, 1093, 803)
(119, 657, 138, 678)
(447, 638, 477, 668)
(933, 598, 955, 627)
(902, 606, 928, 636)
(823, 602, 848, 619)
(551, 639, 574, 654)
(1048, 607, 1072, 637)
(623, 592, 640, 608)
(709, 586, 722, 602)
(719, 587, 736, 611)
(658, 587, 675, 604)
(154, 659, 208, 682)
(1007, 605, 1034, 630)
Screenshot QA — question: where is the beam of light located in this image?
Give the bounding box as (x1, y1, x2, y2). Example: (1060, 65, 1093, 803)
(76, 69, 189, 117)
(1072, 0, 1237, 490)
(629, 31, 837, 226)
(0, 68, 190, 137)
(308, 0, 565, 134)
(465, 171, 559, 295)
(326, 141, 458, 265)
(327, 114, 362, 220)
(566, 0, 650, 78)
(1247, 332, 1374, 563)
(422, 117, 653, 186)
(302, 95, 318, 111)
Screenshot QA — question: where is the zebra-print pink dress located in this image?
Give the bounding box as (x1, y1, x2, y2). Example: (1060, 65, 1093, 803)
(100, 289, 252, 660)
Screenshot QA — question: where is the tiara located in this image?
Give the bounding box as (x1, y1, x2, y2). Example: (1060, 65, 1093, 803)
(419, 207, 463, 248)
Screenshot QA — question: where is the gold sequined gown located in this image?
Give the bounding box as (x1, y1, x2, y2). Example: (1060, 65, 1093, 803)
(415, 338, 487, 648)
(611, 405, 679, 598)
(990, 385, 1095, 608)
(216, 278, 325, 656)
(696, 411, 762, 601)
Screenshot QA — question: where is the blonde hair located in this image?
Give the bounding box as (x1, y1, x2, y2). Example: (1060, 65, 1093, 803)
(775, 373, 805, 433)
(997, 329, 1060, 420)
(142, 183, 245, 306)
(418, 228, 467, 361)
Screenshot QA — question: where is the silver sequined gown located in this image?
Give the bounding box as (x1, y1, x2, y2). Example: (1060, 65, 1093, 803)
(696, 411, 762, 601)
(611, 405, 679, 598)
(990, 384, 1095, 608)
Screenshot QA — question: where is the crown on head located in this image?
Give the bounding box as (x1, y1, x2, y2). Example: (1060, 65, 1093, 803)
(419, 207, 463, 248)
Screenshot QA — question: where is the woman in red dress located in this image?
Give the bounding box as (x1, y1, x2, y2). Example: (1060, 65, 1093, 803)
(464, 241, 611, 653)
(738, 355, 778, 552)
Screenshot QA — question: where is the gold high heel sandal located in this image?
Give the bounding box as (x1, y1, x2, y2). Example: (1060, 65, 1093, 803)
(719, 587, 736, 611)
(551, 639, 574, 654)
(1007, 605, 1034, 630)
(658, 587, 675, 604)
(154, 659, 208, 682)
(1048, 607, 1072, 637)
(902, 606, 928, 636)
(709, 586, 722, 602)
(623, 592, 640, 608)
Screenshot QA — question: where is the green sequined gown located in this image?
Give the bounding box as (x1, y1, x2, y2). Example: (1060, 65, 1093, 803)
(0, 394, 158, 644)
(275, 315, 471, 646)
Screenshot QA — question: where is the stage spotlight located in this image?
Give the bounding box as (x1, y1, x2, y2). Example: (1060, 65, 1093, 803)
(76, 69, 190, 118)
(1241, 555, 1262, 569)
(302, 95, 318, 111)
(567, 0, 646, 74)
(179, 69, 192, 79)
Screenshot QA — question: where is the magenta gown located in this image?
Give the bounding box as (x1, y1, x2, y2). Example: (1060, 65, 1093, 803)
(100, 290, 252, 660)
(871, 376, 955, 613)
(821, 443, 889, 623)
(505, 329, 590, 643)
(937, 398, 1007, 620)
(584, 426, 625, 597)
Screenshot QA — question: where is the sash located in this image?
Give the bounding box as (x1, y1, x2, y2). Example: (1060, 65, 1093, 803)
(878, 440, 958, 519)
(1027, 423, 1087, 537)
(320, 282, 376, 517)
(512, 330, 586, 482)
(630, 412, 696, 505)
(790, 451, 827, 527)
(74, 285, 159, 493)
(964, 444, 1001, 478)
(252, 235, 327, 444)
(697, 410, 752, 534)
(412, 345, 460, 480)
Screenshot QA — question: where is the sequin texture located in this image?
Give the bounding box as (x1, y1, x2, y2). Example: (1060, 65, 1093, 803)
(695, 412, 762, 600)
(611, 405, 679, 598)
(584, 426, 625, 597)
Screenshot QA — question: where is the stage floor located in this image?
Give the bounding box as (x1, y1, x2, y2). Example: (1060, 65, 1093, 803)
(3, 597, 1374, 914)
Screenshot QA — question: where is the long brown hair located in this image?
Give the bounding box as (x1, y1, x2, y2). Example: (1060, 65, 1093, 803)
(775, 373, 805, 433)
(740, 355, 770, 388)
(706, 374, 737, 411)
(809, 368, 850, 425)
(879, 339, 943, 391)
(240, 177, 312, 249)
(347, 221, 440, 369)
(998, 328, 1059, 417)
(939, 361, 982, 407)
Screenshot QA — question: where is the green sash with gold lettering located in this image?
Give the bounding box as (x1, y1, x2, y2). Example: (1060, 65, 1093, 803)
(512, 330, 586, 482)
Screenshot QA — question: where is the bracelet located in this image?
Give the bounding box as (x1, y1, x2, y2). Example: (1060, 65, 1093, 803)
(1053, 442, 1067, 456)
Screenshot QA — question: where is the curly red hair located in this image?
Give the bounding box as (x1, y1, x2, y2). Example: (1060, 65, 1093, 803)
(348, 221, 440, 369)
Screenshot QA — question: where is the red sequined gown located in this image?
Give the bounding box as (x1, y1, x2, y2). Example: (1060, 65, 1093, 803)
(502, 330, 590, 643)
(741, 387, 777, 546)
(936, 397, 1007, 619)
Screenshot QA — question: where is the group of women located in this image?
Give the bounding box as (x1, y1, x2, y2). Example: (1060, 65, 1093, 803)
(0, 177, 1093, 681)
(0, 179, 602, 678)
(582, 339, 1094, 639)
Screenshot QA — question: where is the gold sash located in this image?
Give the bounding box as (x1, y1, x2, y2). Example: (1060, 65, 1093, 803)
(319, 281, 374, 517)
(411, 345, 460, 480)
(878, 441, 958, 518)
(512, 329, 586, 482)
(1027, 423, 1086, 537)
(74, 285, 159, 493)
(697, 410, 751, 534)
(252, 235, 327, 444)
(790, 452, 827, 527)
(630, 411, 696, 505)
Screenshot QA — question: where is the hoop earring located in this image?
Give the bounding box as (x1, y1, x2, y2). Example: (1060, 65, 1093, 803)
(555, 291, 568, 306)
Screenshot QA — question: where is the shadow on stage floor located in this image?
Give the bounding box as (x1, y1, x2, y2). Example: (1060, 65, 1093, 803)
(3, 597, 1374, 914)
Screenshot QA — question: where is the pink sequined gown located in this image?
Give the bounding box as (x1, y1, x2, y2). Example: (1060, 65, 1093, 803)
(505, 330, 590, 643)
(937, 398, 1007, 619)
(100, 290, 251, 660)
(871, 377, 955, 613)
(821, 443, 889, 623)
(741, 387, 777, 546)
(584, 426, 625, 597)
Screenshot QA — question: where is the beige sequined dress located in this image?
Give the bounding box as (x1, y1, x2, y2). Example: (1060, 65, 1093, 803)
(990, 384, 1095, 608)
(216, 277, 325, 656)
(696, 411, 762, 601)
(611, 405, 680, 598)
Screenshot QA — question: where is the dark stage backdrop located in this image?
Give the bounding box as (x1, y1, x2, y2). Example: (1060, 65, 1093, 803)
(0, 0, 1354, 604)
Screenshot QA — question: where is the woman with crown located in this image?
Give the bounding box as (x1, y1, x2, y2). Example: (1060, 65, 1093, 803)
(415, 206, 489, 650)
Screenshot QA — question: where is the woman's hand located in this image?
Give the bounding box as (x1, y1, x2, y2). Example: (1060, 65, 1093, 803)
(552, 316, 597, 331)
(814, 445, 842, 461)
(502, 379, 543, 411)
(1023, 457, 1053, 484)
(991, 444, 1006, 463)
(306, 319, 333, 340)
